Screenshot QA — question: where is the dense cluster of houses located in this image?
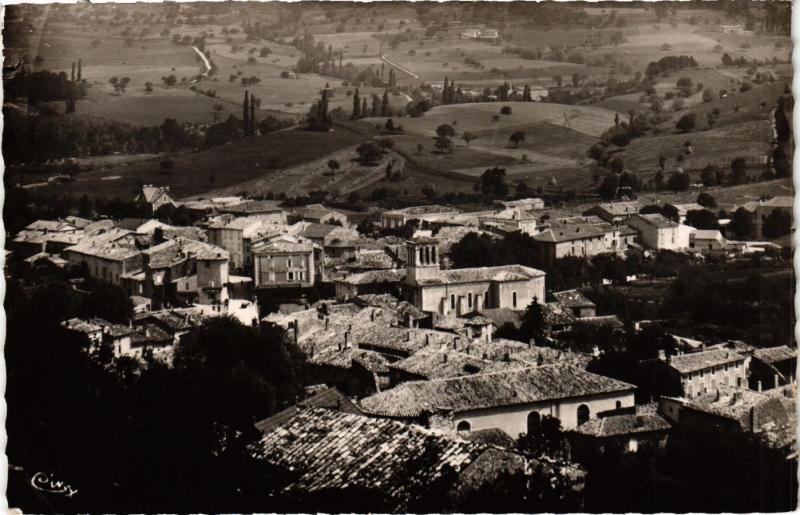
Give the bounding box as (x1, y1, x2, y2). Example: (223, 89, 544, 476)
(7, 186, 795, 507)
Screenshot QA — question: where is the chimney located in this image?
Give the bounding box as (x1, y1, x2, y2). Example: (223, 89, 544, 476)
(750, 406, 759, 433)
(528, 338, 535, 349)
(344, 331, 351, 348)
(406, 314, 413, 328)
(658, 349, 667, 361)
(635, 415, 644, 427)
(405, 331, 411, 342)
(466, 327, 473, 340)
(757, 380, 762, 392)
(453, 336, 460, 349)
(442, 353, 448, 364)
(293, 320, 299, 343)
(337, 341, 343, 351)
(325, 317, 330, 331)
(592, 345, 600, 357)
(503, 352, 510, 362)
(774, 374, 780, 389)
(425, 334, 431, 345)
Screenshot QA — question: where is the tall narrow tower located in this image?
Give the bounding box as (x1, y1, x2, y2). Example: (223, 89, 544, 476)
(405, 237, 441, 285)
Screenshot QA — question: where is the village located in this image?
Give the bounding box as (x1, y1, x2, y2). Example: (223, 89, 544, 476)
(6, 179, 796, 511)
(2, 1, 796, 512)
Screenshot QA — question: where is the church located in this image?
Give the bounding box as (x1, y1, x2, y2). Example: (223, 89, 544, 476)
(404, 237, 545, 315)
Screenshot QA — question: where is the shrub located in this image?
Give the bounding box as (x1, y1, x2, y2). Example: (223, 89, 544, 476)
(500, 105, 512, 115)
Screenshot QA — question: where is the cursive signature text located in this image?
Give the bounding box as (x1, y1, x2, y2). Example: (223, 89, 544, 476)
(31, 472, 78, 498)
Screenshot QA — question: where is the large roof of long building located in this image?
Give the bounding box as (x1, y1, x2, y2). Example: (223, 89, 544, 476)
(144, 237, 228, 268)
(586, 201, 643, 216)
(665, 348, 746, 374)
(631, 213, 679, 229)
(414, 264, 545, 286)
(360, 365, 635, 417)
(533, 224, 609, 243)
(753, 345, 797, 364)
(64, 228, 139, 261)
(385, 204, 460, 216)
(250, 407, 500, 511)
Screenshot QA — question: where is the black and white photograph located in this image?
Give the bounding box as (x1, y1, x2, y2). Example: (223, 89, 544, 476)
(1, 1, 796, 512)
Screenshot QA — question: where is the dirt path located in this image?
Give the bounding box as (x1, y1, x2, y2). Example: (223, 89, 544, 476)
(191, 46, 212, 81)
(381, 54, 419, 80)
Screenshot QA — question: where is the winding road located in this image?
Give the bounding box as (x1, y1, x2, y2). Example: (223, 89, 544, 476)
(380, 54, 419, 80)
(191, 46, 212, 79)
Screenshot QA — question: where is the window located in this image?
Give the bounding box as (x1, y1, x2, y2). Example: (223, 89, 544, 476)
(468, 292, 473, 308)
(484, 291, 489, 308)
(456, 420, 471, 433)
(512, 291, 517, 308)
(288, 272, 293, 280)
(288, 258, 292, 267)
(527, 412, 541, 435)
(615, 401, 622, 409)
(577, 404, 590, 425)
(450, 294, 456, 310)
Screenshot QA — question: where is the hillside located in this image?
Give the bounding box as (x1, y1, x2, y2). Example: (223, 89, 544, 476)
(34, 126, 371, 200)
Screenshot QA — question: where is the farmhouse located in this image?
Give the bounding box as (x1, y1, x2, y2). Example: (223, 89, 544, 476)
(404, 238, 546, 315)
(134, 185, 175, 214)
(583, 201, 643, 225)
(572, 405, 672, 454)
(359, 364, 636, 435)
(626, 214, 692, 251)
(289, 203, 348, 227)
(689, 229, 727, 256)
(532, 223, 635, 264)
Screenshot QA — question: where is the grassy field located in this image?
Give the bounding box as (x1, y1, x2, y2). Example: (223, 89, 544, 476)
(31, 126, 371, 200)
(365, 101, 618, 139)
(620, 119, 772, 176)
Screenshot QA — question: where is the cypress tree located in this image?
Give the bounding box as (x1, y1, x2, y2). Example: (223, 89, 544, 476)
(71, 62, 75, 82)
(371, 94, 380, 117)
(339, 52, 343, 73)
(443, 76, 450, 103)
(352, 87, 361, 119)
(243, 90, 250, 136)
(77, 59, 82, 81)
(249, 95, 256, 136)
(361, 98, 368, 119)
(381, 89, 390, 117)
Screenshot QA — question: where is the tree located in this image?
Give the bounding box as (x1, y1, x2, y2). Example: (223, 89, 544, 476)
(728, 207, 754, 239)
(519, 298, 546, 344)
(436, 124, 456, 138)
(553, 75, 563, 88)
(721, 53, 734, 66)
(434, 136, 452, 154)
(774, 96, 791, 145)
(81, 282, 133, 324)
(509, 131, 526, 148)
(381, 89, 390, 116)
(462, 131, 477, 146)
(762, 209, 792, 239)
(609, 156, 624, 174)
(356, 142, 382, 165)
(729, 157, 747, 184)
(675, 112, 697, 132)
(356, 218, 375, 237)
(697, 192, 717, 208)
(327, 159, 340, 176)
(500, 105, 513, 115)
(598, 174, 620, 200)
(480, 167, 509, 197)
(351, 88, 361, 119)
(667, 171, 690, 192)
(702, 88, 715, 103)
(700, 165, 717, 187)
(684, 209, 719, 230)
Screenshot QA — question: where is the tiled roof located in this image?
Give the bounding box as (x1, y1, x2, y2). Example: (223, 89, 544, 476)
(254, 240, 314, 254)
(415, 264, 545, 286)
(144, 237, 228, 268)
(254, 387, 362, 434)
(62, 317, 103, 334)
(478, 308, 523, 328)
(355, 294, 426, 319)
(632, 213, 678, 229)
(533, 224, 608, 243)
(666, 349, 746, 374)
(65, 228, 139, 261)
(587, 201, 643, 216)
(389, 348, 489, 380)
(691, 229, 724, 240)
(542, 302, 577, 326)
(339, 268, 407, 285)
(576, 412, 671, 438)
(250, 408, 489, 511)
(299, 223, 339, 239)
(753, 345, 797, 364)
(308, 345, 390, 374)
(360, 365, 635, 417)
(552, 290, 596, 308)
(387, 205, 460, 216)
(139, 186, 170, 203)
(462, 428, 517, 448)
